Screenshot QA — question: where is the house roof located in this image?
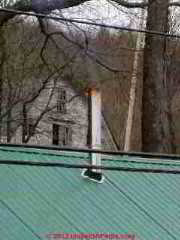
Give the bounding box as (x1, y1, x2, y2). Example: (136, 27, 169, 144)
(1, 145, 180, 240)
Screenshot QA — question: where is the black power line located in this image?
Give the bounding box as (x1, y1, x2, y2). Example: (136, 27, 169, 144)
(1, 8, 180, 39)
(0, 159, 180, 174)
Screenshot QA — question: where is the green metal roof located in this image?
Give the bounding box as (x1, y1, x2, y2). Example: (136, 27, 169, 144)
(1, 146, 180, 239)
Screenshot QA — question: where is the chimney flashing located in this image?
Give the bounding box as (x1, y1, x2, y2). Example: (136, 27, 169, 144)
(81, 168, 105, 183)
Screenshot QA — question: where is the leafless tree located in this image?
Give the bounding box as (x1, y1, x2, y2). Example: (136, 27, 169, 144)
(1, 0, 180, 153)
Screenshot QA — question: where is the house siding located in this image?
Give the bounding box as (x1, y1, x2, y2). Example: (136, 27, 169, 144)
(10, 79, 116, 150)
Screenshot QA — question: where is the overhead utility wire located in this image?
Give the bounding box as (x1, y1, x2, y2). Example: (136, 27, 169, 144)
(1, 8, 180, 39)
(1, 159, 180, 174)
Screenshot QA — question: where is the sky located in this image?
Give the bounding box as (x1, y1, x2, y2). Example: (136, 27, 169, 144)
(1, 0, 143, 33)
(60, 0, 141, 27)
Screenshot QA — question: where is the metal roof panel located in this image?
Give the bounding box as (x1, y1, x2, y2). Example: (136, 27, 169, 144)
(0, 146, 180, 239)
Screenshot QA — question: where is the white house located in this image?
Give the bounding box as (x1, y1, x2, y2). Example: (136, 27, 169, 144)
(10, 78, 117, 150)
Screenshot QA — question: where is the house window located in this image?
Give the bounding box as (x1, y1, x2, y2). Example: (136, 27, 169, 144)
(52, 124, 72, 146)
(28, 123, 35, 136)
(57, 88, 66, 113)
(24, 120, 35, 137)
(52, 124, 59, 145)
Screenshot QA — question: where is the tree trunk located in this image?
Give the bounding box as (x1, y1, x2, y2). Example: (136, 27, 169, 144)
(124, 6, 145, 151)
(0, 27, 6, 142)
(6, 78, 12, 143)
(142, 0, 174, 153)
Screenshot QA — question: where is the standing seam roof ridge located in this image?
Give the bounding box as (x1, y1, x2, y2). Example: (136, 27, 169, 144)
(1, 147, 180, 168)
(0, 147, 90, 159)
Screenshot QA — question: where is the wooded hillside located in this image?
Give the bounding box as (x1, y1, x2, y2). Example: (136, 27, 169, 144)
(1, 16, 180, 152)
